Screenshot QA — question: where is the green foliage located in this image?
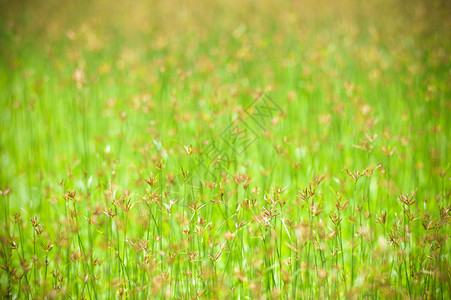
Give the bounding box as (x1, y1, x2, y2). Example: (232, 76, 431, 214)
(0, 0, 450, 298)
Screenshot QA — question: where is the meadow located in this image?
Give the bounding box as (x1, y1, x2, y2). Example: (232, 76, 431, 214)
(0, 0, 450, 298)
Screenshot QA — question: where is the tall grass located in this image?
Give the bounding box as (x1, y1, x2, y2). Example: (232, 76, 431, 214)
(0, 0, 450, 298)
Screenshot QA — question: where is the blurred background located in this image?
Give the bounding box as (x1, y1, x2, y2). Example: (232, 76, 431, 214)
(1, 0, 450, 204)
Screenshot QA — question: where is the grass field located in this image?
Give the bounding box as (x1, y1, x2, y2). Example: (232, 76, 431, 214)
(0, 0, 450, 298)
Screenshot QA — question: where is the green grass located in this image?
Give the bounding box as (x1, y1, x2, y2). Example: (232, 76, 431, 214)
(0, 0, 450, 298)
